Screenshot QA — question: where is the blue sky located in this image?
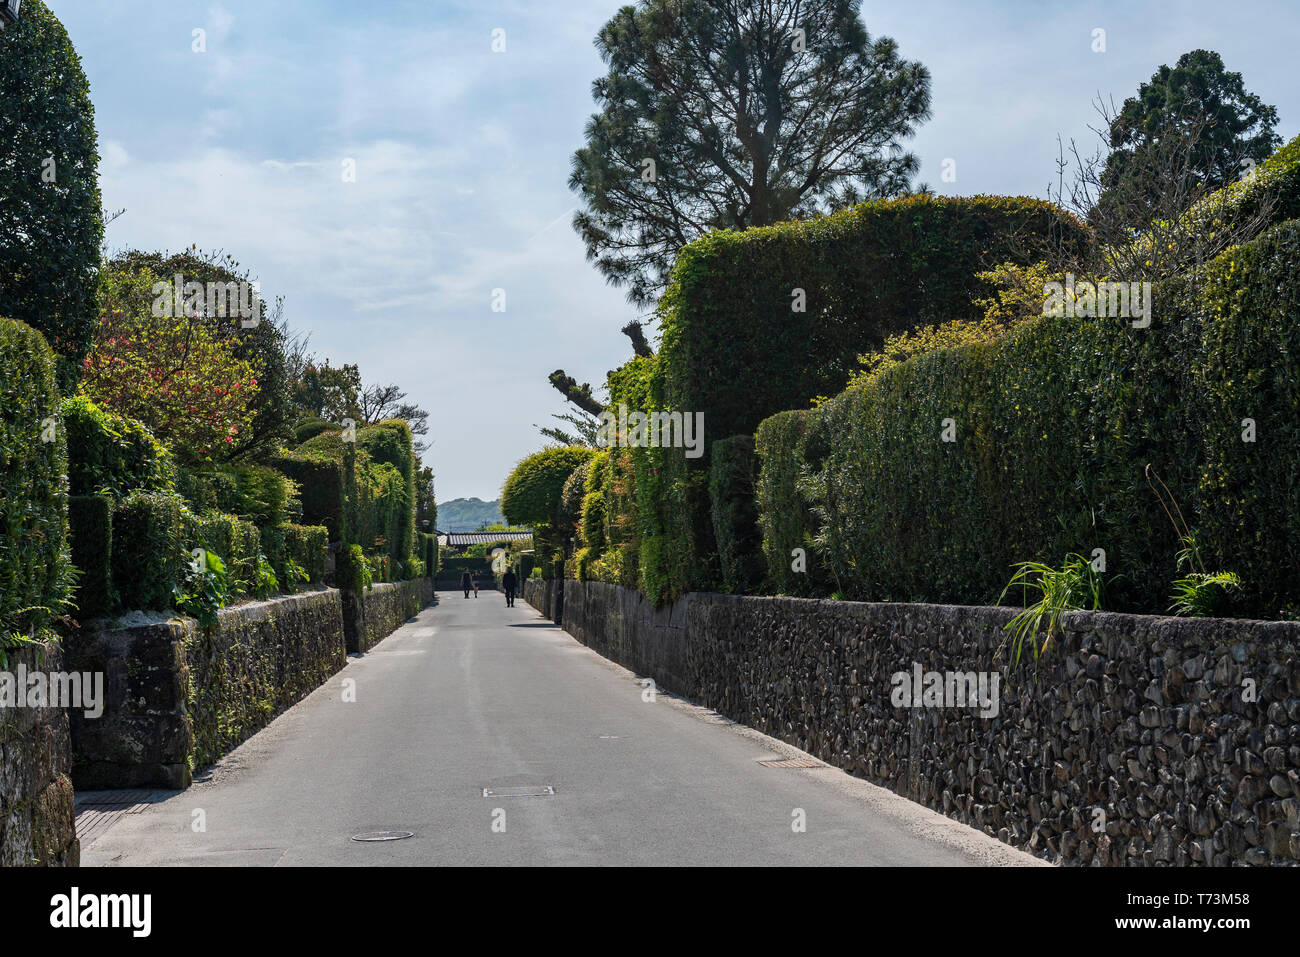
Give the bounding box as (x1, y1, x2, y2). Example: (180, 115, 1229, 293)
(49, 0, 1299, 501)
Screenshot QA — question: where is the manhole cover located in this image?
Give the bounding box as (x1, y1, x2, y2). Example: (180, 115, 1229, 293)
(757, 758, 825, 768)
(351, 830, 414, 842)
(481, 785, 555, 797)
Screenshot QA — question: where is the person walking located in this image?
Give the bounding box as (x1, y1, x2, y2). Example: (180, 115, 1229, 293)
(471, 572, 479, 598)
(502, 567, 518, 608)
(460, 569, 471, 599)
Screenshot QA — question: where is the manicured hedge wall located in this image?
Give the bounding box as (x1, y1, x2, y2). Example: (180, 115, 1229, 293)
(67, 494, 112, 619)
(0, 318, 72, 641)
(501, 446, 596, 528)
(62, 395, 174, 501)
(111, 492, 185, 611)
(708, 436, 764, 595)
(274, 452, 344, 540)
(758, 216, 1300, 618)
(191, 512, 261, 598)
(607, 195, 1088, 605)
(655, 194, 1089, 446)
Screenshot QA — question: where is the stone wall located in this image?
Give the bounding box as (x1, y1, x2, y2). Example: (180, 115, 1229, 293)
(343, 578, 432, 654)
(523, 578, 559, 622)
(536, 580, 1300, 866)
(68, 587, 348, 788)
(0, 641, 78, 866)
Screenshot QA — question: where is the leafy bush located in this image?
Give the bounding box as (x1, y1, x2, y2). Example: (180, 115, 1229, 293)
(501, 447, 596, 528)
(999, 555, 1104, 670)
(62, 395, 175, 501)
(177, 463, 297, 528)
(336, 543, 372, 593)
(0, 318, 74, 645)
(67, 494, 112, 618)
(274, 452, 344, 539)
(172, 548, 230, 630)
(84, 260, 262, 462)
(708, 436, 764, 594)
(112, 492, 185, 611)
(0, 1, 103, 385)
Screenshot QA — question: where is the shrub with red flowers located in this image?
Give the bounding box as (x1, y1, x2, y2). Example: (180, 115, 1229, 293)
(80, 263, 261, 464)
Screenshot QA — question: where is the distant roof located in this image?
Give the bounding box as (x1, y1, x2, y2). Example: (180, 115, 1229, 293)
(443, 530, 533, 546)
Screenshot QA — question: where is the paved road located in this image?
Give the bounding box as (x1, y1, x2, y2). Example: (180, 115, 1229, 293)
(83, 591, 1044, 866)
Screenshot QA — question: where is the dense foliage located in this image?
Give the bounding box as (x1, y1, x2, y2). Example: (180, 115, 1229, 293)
(757, 213, 1300, 618)
(0, 318, 74, 645)
(0, 1, 103, 386)
(501, 447, 596, 528)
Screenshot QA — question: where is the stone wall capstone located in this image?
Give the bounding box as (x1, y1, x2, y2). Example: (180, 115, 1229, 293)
(535, 580, 1300, 866)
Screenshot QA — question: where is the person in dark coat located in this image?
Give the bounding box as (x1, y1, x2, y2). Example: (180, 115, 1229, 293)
(461, 570, 471, 598)
(502, 567, 518, 607)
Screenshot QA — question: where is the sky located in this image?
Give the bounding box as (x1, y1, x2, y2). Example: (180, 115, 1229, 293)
(47, 0, 1300, 501)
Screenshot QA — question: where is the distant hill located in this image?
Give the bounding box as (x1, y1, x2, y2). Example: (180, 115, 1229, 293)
(436, 497, 507, 532)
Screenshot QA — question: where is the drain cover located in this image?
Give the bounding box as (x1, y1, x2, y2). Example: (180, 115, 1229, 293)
(757, 757, 825, 768)
(481, 785, 555, 797)
(351, 830, 414, 842)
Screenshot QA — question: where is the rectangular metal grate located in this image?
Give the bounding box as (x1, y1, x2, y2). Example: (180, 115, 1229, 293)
(481, 785, 555, 797)
(757, 757, 826, 768)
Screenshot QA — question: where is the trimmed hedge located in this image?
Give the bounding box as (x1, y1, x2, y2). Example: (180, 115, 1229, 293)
(274, 452, 344, 540)
(0, 317, 73, 641)
(758, 215, 1300, 618)
(435, 555, 492, 583)
(708, 435, 764, 595)
(62, 395, 174, 501)
(177, 464, 296, 528)
(501, 446, 596, 529)
(191, 512, 261, 598)
(655, 194, 1089, 445)
(111, 492, 185, 611)
(599, 196, 1087, 605)
(67, 495, 112, 619)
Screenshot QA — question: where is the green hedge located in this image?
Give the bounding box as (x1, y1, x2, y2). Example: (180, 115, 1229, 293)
(112, 492, 185, 611)
(708, 436, 764, 595)
(67, 494, 112, 619)
(190, 512, 261, 598)
(62, 395, 175, 501)
(279, 421, 416, 567)
(177, 464, 297, 528)
(0, 317, 73, 641)
(758, 215, 1300, 618)
(274, 452, 344, 540)
(501, 446, 596, 528)
(602, 196, 1086, 605)
(416, 531, 438, 579)
(336, 543, 370, 593)
(655, 194, 1089, 445)
(436, 555, 492, 583)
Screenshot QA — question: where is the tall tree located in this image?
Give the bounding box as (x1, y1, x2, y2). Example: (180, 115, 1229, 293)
(0, 0, 103, 386)
(1097, 50, 1280, 228)
(570, 0, 931, 306)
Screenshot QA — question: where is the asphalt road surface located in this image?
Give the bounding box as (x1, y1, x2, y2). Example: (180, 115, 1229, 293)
(82, 590, 1045, 866)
